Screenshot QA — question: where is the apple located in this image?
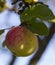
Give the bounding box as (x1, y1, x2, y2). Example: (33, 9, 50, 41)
(6, 26, 38, 56)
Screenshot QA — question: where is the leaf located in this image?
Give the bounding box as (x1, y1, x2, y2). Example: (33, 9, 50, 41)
(48, 16, 55, 23)
(34, 4, 54, 21)
(27, 18, 49, 36)
(2, 41, 6, 47)
(20, 7, 35, 22)
(0, 30, 4, 35)
(20, 4, 55, 23)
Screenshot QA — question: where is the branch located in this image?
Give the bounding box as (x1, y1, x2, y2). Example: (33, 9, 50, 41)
(28, 23, 55, 65)
(9, 55, 16, 65)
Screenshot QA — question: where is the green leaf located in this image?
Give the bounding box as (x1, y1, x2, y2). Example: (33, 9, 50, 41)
(20, 4, 55, 23)
(20, 7, 35, 22)
(2, 41, 6, 47)
(48, 16, 55, 23)
(27, 18, 49, 36)
(0, 30, 4, 35)
(34, 4, 54, 21)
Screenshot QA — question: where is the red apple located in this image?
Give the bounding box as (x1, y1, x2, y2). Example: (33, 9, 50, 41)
(6, 26, 38, 56)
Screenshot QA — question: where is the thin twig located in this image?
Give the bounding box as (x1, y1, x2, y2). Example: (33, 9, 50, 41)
(9, 55, 16, 65)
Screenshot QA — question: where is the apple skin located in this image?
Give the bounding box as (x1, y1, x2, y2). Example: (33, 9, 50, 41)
(0, 0, 6, 12)
(6, 26, 38, 56)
